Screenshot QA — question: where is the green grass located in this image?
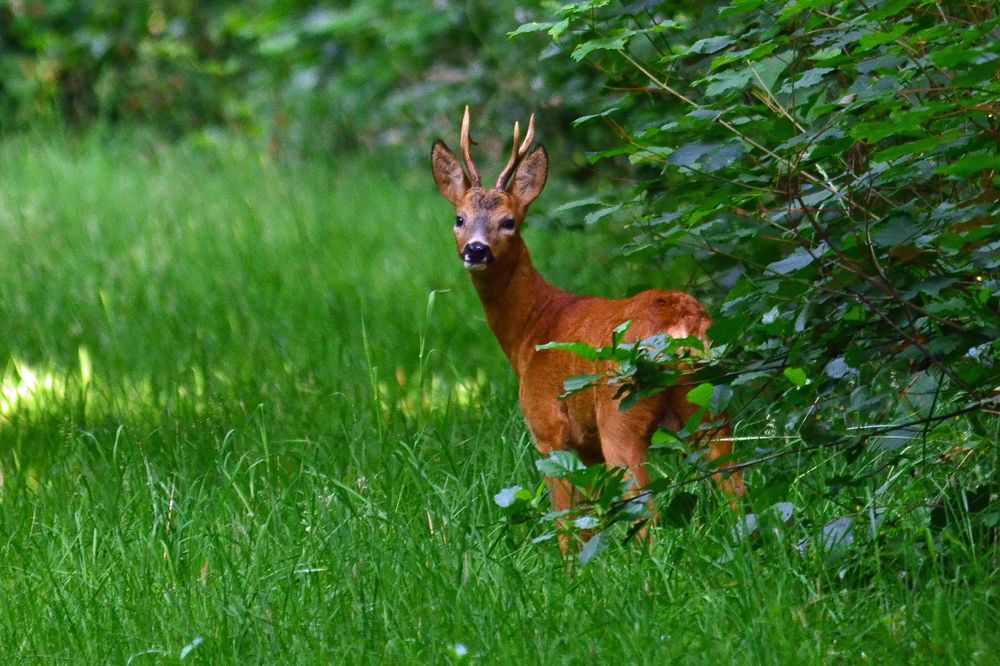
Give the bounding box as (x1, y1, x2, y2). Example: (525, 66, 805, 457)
(0, 130, 996, 663)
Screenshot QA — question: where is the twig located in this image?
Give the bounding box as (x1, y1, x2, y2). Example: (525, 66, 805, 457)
(619, 399, 991, 509)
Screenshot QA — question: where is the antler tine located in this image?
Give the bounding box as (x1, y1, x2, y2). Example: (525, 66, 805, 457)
(460, 105, 482, 188)
(520, 113, 535, 156)
(495, 113, 536, 190)
(495, 120, 521, 189)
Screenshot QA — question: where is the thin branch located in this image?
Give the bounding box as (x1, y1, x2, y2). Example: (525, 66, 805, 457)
(620, 399, 991, 509)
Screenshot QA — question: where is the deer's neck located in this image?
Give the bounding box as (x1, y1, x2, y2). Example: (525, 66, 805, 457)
(470, 239, 570, 375)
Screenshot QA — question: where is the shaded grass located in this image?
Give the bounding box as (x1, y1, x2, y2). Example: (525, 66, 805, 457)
(0, 130, 996, 663)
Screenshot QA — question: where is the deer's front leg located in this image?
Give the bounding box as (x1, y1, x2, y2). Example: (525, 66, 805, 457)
(522, 396, 584, 552)
(546, 476, 590, 554)
(544, 476, 575, 520)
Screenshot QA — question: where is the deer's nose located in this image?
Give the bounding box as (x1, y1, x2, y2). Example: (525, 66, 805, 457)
(462, 242, 494, 267)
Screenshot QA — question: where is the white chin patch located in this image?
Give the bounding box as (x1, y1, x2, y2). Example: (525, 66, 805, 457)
(464, 261, 488, 271)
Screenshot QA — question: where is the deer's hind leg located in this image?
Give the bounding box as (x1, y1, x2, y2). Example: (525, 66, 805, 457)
(521, 396, 593, 552)
(666, 388, 746, 499)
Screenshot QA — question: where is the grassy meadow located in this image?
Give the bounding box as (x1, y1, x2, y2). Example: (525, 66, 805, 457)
(0, 131, 996, 663)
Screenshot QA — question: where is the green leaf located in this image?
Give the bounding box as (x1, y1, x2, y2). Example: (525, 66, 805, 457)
(671, 142, 715, 168)
(936, 153, 1000, 177)
(720, 0, 766, 17)
(572, 30, 635, 61)
(573, 106, 620, 126)
(687, 36, 735, 55)
(872, 217, 917, 247)
(669, 142, 746, 172)
(819, 516, 854, 551)
(584, 204, 622, 226)
(611, 320, 632, 346)
(549, 19, 571, 39)
(682, 406, 708, 435)
(536, 451, 585, 478)
(561, 373, 603, 396)
(710, 47, 755, 70)
(824, 357, 853, 379)
(779, 0, 836, 20)
(871, 133, 961, 163)
(931, 45, 987, 68)
(783, 367, 809, 387)
(857, 24, 908, 51)
(536, 341, 598, 361)
(510, 18, 570, 39)
(708, 316, 745, 345)
(493, 486, 523, 508)
(651, 428, 685, 450)
(507, 21, 556, 37)
(747, 54, 791, 91)
(711, 384, 734, 413)
(867, 0, 916, 20)
(811, 46, 841, 61)
(549, 196, 604, 214)
(705, 68, 753, 97)
(731, 370, 771, 386)
(850, 116, 927, 142)
(766, 242, 828, 275)
(686, 383, 714, 408)
(778, 67, 834, 93)
(578, 530, 607, 564)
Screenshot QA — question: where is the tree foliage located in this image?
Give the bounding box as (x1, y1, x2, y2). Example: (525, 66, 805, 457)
(508, 0, 999, 562)
(0, 0, 556, 151)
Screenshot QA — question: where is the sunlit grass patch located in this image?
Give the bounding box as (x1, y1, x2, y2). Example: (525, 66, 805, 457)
(380, 368, 488, 418)
(0, 356, 75, 418)
(0, 349, 220, 429)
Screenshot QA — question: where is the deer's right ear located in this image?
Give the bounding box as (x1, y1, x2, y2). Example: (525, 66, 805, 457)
(431, 140, 469, 206)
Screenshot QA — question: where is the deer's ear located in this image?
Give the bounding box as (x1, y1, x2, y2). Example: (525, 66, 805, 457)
(431, 140, 469, 206)
(510, 145, 548, 211)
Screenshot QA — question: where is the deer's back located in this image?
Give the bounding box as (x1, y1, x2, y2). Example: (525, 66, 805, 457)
(526, 288, 711, 352)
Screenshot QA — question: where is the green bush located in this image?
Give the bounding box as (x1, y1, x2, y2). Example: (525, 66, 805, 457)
(508, 0, 999, 562)
(0, 0, 564, 153)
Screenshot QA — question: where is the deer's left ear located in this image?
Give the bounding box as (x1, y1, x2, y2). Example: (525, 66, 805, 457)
(510, 145, 548, 211)
(431, 140, 469, 206)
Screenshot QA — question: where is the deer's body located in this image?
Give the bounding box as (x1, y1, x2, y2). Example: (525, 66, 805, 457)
(431, 108, 744, 534)
(473, 246, 711, 460)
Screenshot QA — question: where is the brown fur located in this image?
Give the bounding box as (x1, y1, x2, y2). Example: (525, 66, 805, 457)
(431, 112, 745, 547)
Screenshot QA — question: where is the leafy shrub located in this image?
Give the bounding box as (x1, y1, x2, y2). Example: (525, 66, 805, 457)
(0, 0, 564, 153)
(507, 0, 999, 563)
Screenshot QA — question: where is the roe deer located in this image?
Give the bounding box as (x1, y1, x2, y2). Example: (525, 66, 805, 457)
(431, 107, 745, 544)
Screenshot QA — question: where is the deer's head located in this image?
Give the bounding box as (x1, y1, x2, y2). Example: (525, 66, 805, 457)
(431, 106, 548, 272)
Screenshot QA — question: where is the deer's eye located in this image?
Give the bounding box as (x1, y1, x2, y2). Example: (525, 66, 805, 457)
(500, 218, 516, 231)
(455, 215, 465, 228)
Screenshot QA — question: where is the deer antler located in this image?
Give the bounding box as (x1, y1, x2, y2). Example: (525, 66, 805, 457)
(496, 113, 535, 190)
(460, 106, 482, 188)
